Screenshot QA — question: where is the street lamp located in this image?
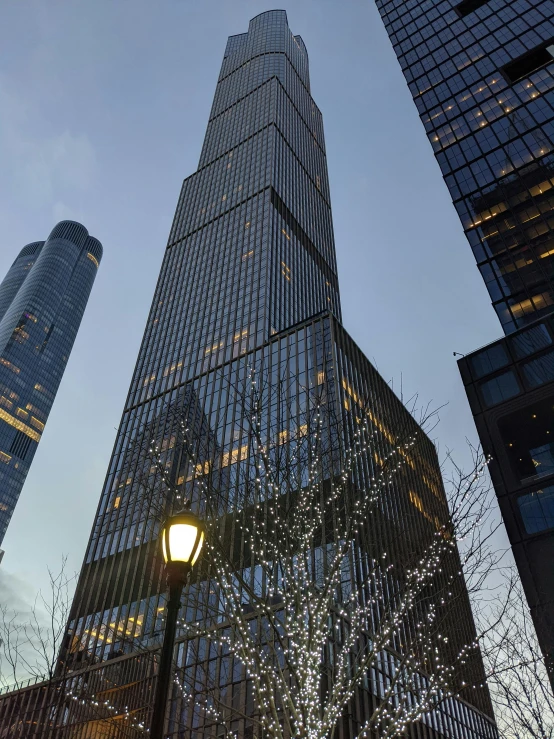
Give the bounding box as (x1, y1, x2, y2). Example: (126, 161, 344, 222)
(150, 509, 205, 739)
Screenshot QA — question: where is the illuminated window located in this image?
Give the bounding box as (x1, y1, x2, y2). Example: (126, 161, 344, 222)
(30, 416, 45, 431)
(233, 329, 248, 343)
(242, 250, 254, 260)
(195, 461, 211, 476)
(0, 408, 41, 442)
(113, 496, 121, 509)
(163, 360, 183, 377)
(87, 252, 99, 268)
(205, 341, 224, 355)
(342, 377, 396, 443)
(374, 451, 385, 467)
(277, 429, 289, 445)
(0, 359, 20, 374)
(34, 383, 52, 399)
(409, 490, 441, 530)
(0, 451, 11, 464)
(12, 327, 29, 343)
(0, 397, 13, 410)
(25, 403, 44, 417)
(317, 371, 325, 385)
(221, 444, 248, 467)
(281, 229, 291, 241)
(281, 261, 291, 281)
(16, 408, 29, 419)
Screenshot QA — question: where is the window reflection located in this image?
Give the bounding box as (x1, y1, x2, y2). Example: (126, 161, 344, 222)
(518, 485, 554, 534)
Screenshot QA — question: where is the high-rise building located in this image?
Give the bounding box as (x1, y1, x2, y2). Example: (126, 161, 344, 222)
(374, 0, 554, 679)
(0, 12, 496, 738)
(0, 221, 102, 547)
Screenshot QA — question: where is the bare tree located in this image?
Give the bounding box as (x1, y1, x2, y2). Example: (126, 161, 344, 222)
(3, 368, 548, 739)
(483, 575, 554, 739)
(148, 370, 510, 739)
(0, 556, 72, 690)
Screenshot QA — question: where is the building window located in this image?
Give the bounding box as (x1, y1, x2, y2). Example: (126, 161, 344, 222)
(479, 371, 520, 407)
(498, 397, 554, 481)
(522, 351, 554, 389)
(470, 343, 509, 379)
(518, 486, 554, 534)
(454, 0, 490, 18)
(529, 443, 554, 480)
(511, 323, 552, 359)
(501, 42, 554, 84)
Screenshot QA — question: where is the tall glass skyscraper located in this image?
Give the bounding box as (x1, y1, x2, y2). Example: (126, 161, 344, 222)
(374, 0, 554, 681)
(374, 0, 554, 333)
(0, 221, 102, 546)
(0, 13, 497, 738)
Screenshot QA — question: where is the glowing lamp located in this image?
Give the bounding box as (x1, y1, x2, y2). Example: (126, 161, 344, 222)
(151, 508, 205, 739)
(161, 510, 204, 568)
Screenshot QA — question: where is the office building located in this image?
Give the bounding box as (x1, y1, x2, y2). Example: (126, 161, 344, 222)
(374, 0, 554, 678)
(0, 221, 102, 546)
(0, 12, 496, 738)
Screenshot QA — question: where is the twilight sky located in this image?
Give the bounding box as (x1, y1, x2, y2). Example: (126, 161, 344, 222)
(0, 1, 507, 609)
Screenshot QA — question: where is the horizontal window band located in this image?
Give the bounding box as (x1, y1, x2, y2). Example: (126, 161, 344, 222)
(205, 75, 325, 159)
(182, 121, 329, 207)
(167, 187, 270, 249)
(218, 50, 311, 99)
(0, 407, 41, 442)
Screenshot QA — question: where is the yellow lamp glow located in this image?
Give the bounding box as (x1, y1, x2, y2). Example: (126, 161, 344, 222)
(161, 510, 204, 568)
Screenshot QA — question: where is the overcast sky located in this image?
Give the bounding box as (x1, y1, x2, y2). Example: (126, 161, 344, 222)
(0, 1, 507, 609)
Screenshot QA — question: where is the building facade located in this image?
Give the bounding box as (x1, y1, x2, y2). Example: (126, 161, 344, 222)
(0, 221, 102, 547)
(457, 317, 554, 678)
(374, 0, 554, 678)
(374, 0, 554, 333)
(0, 12, 497, 738)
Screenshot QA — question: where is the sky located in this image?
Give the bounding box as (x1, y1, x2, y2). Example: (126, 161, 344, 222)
(0, 1, 507, 612)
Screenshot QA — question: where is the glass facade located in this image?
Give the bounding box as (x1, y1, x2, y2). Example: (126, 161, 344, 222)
(458, 320, 554, 682)
(518, 484, 554, 533)
(375, 0, 554, 334)
(55, 12, 495, 738)
(0, 221, 102, 545)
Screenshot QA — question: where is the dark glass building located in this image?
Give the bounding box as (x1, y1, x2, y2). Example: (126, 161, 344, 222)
(374, 0, 554, 679)
(0, 221, 102, 546)
(0, 12, 497, 739)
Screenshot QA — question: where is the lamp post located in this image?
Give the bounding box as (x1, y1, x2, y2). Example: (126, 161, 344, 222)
(150, 510, 205, 739)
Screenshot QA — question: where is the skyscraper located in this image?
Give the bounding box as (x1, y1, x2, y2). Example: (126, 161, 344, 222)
(0, 12, 496, 738)
(374, 0, 554, 678)
(0, 221, 102, 547)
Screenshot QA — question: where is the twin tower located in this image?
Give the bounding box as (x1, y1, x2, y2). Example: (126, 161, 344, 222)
(0, 220, 102, 547)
